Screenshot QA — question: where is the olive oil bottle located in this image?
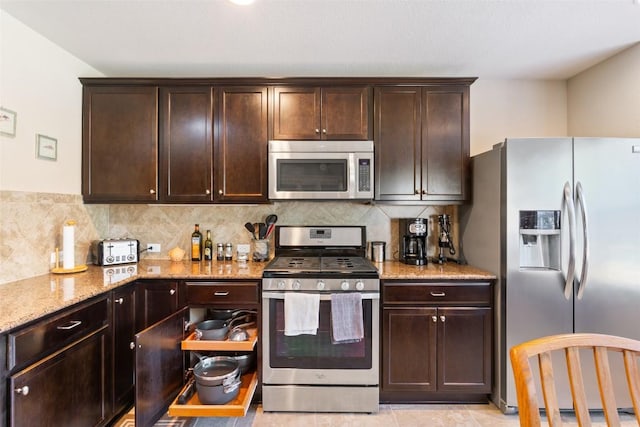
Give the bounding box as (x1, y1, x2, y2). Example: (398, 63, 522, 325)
(204, 230, 213, 260)
(191, 224, 203, 261)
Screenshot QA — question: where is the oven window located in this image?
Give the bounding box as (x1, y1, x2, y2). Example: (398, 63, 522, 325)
(268, 299, 373, 369)
(277, 159, 347, 192)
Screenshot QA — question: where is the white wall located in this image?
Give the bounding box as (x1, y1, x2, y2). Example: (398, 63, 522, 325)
(470, 79, 568, 156)
(567, 43, 640, 137)
(0, 11, 103, 194)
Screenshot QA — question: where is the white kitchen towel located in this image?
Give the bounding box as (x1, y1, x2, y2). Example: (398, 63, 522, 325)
(284, 292, 320, 336)
(330, 293, 364, 343)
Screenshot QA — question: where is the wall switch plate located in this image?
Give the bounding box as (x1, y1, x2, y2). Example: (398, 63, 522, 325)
(147, 243, 161, 253)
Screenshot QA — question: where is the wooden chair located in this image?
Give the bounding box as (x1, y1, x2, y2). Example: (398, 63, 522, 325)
(510, 333, 640, 426)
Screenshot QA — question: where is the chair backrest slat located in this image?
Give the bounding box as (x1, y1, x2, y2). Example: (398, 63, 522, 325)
(538, 351, 562, 427)
(565, 347, 591, 427)
(623, 350, 640, 418)
(593, 346, 620, 425)
(510, 333, 640, 427)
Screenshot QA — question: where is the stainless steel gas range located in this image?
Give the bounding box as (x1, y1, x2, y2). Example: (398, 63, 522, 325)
(261, 225, 380, 413)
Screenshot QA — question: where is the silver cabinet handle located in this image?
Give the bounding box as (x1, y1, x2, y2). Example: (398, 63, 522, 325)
(322, 129, 327, 134)
(57, 320, 82, 330)
(315, 128, 320, 134)
(440, 315, 446, 322)
(15, 386, 29, 396)
(214, 291, 230, 296)
(170, 289, 176, 295)
(575, 181, 589, 300)
(129, 342, 135, 350)
(116, 297, 124, 305)
(430, 291, 446, 297)
(150, 189, 156, 194)
(205, 189, 211, 195)
(431, 316, 437, 323)
(562, 182, 576, 300)
(218, 189, 223, 195)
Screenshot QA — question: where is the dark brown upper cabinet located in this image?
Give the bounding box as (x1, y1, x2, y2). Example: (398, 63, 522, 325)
(160, 87, 213, 203)
(214, 86, 268, 203)
(272, 86, 371, 140)
(82, 85, 158, 203)
(374, 83, 470, 203)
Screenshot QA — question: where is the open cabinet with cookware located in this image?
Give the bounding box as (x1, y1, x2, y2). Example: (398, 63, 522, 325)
(134, 280, 260, 426)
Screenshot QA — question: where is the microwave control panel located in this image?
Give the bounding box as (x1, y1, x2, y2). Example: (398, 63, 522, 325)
(358, 159, 371, 192)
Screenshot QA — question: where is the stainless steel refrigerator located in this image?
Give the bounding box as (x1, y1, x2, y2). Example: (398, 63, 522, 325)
(460, 137, 640, 413)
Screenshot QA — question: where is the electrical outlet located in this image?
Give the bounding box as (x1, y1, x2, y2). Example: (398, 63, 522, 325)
(147, 243, 161, 253)
(50, 251, 62, 264)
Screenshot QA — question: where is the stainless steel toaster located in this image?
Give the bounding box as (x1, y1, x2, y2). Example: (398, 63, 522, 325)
(92, 239, 139, 266)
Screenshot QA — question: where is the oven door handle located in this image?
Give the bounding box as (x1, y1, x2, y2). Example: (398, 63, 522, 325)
(262, 292, 379, 300)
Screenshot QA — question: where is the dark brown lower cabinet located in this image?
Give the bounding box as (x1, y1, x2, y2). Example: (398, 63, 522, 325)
(136, 280, 185, 330)
(112, 284, 137, 419)
(9, 325, 110, 426)
(381, 281, 492, 402)
(135, 308, 188, 427)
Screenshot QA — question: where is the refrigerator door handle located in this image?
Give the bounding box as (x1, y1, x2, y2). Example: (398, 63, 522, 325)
(575, 182, 589, 300)
(562, 182, 576, 299)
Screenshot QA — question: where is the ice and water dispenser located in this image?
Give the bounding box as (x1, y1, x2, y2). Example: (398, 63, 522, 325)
(519, 210, 561, 270)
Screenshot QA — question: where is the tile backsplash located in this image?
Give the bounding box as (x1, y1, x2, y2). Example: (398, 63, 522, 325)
(0, 190, 459, 285)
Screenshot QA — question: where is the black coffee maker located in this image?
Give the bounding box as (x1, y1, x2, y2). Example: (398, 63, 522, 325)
(399, 218, 428, 265)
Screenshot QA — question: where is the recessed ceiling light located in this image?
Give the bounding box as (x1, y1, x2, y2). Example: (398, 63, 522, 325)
(229, 0, 255, 5)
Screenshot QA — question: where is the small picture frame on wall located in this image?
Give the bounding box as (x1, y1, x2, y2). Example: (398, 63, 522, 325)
(36, 134, 57, 161)
(0, 107, 17, 137)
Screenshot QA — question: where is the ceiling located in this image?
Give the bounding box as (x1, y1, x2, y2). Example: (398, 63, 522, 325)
(1, 0, 640, 80)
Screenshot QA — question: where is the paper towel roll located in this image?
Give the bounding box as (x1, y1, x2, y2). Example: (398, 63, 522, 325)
(63, 221, 75, 270)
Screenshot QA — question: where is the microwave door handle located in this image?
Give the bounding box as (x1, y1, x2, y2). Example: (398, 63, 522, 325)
(562, 182, 577, 300)
(575, 182, 589, 300)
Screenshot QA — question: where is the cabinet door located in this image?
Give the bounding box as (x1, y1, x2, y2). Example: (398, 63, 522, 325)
(135, 308, 187, 427)
(272, 86, 321, 140)
(160, 87, 213, 202)
(137, 280, 182, 331)
(82, 86, 158, 202)
(321, 87, 370, 140)
(9, 328, 109, 427)
(374, 87, 422, 201)
(421, 86, 469, 201)
(382, 307, 437, 392)
(214, 87, 268, 203)
(437, 307, 491, 393)
(112, 285, 137, 417)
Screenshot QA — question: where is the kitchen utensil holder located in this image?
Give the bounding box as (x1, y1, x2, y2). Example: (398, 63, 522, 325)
(252, 239, 269, 262)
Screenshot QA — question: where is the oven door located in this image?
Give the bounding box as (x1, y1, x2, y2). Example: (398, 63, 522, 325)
(262, 291, 379, 386)
(268, 152, 373, 200)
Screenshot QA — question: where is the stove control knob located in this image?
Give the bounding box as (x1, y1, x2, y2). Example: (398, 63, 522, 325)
(341, 281, 350, 291)
(316, 281, 325, 290)
(355, 280, 365, 291)
(292, 280, 301, 290)
(277, 281, 286, 290)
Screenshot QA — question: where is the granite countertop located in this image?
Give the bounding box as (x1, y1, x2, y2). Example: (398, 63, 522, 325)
(0, 259, 494, 334)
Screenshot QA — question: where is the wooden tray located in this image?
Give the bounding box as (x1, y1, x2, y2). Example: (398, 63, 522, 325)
(168, 371, 258, 418)
(181, 328, 258, 351)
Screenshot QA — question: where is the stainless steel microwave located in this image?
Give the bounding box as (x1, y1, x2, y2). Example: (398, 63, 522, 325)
(268, 140, 374, 200)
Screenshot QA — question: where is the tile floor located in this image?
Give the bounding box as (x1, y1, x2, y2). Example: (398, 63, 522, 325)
(185, 403, 638, 427)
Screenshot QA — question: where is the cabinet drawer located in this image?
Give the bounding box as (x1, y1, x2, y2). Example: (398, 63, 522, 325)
(383, 282, 491, 305)
(7, 297, 108, 371)
(186, 281, 259, 305)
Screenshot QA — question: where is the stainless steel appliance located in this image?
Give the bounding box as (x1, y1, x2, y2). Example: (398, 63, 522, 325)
(262, 225, 380, 413)
(460, 137, 640, 413)
(399, 218, 428, 265)
(91, 239, 139, 266)
(268, 140, 374, 200)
